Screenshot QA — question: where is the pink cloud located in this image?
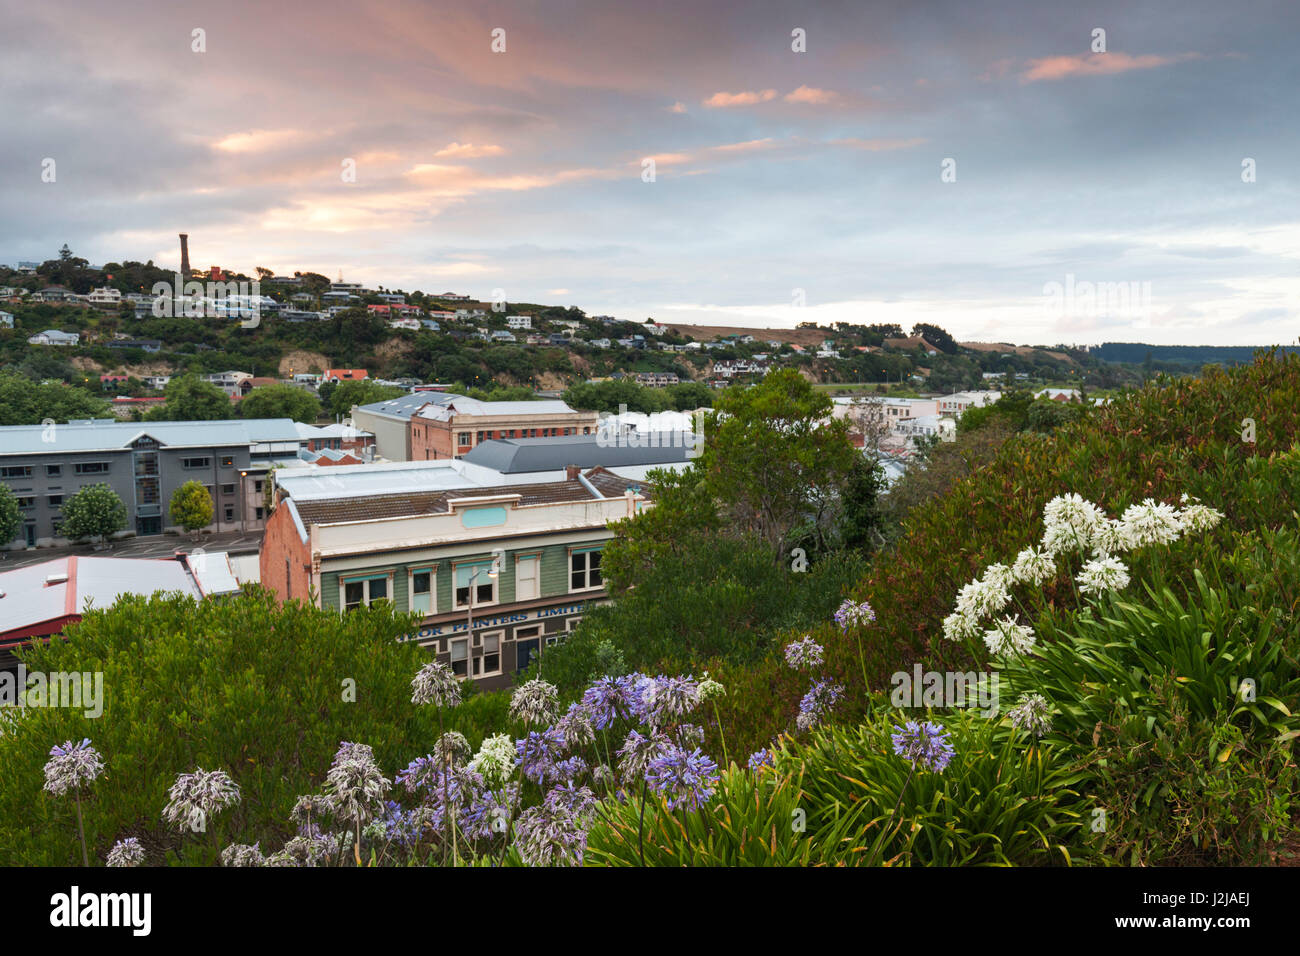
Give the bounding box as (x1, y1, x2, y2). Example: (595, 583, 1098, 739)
(784, 85, 838, 104)
(434, 142, 506, 158)
(703, 89, 778, 108)
(1019, 51, 1201, 83)
(666, 101, 688, 113)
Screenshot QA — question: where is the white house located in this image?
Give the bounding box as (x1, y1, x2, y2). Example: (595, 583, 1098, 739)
(389, 317, 421, 331)
(28, 329, 79, 346)
(507, 315, 532, 330)
(86, 287, 122, 308)
(0, 311, 13, 328)
(937, 391, 1001, 415)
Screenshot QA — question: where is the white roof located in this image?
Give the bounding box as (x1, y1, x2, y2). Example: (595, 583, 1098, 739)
(273, 458, 570, 501)
(414, 398, 580, 421)
(0, 556, 202, 636)
(184, 551, 242, 597)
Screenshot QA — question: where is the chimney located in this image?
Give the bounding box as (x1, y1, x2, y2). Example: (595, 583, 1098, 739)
(565, 464, 581, 481)
(179, 233, 190, 277)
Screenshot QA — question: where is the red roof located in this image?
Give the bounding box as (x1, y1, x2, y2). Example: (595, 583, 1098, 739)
(323, 369, 368, 381)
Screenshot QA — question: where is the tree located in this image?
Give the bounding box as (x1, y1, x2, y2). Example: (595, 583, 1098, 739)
(0, 373, 113, 426)
(146, 375, 231, 421)
(911, 322, 959, 354)
(168, 481, 213, 536)
(837, 454, 885, 552)
(0, 484, 21, 545)
(60, 483, 128, 545)
(325, 379, 406, 418)
(698, 368, 857, 560)
(239, 384, 322, 423)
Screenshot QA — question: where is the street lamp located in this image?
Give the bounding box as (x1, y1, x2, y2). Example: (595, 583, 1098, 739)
(465, 557, 501, 646)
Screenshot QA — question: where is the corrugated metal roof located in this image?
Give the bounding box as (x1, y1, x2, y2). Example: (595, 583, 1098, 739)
(353, 392, 461, 421)
(414, 398, 580, 421)
(462, 435, 693, 474)
(0, 419, 302, 455)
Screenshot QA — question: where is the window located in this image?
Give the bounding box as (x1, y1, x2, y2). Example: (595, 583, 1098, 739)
(224, 505, 235, 521)
(449, 638, 469, 678)
(47, 494, 63, 506)
(220, 456, 234, 468)
(473, 632, 502, 678)
(343, 575, 389, 611)
(15, 496, 34, 509)
(454, 562, 497, 608)
(515, 554, 540, 601)
(74, 461, 111, 475)
(458, 432, 471, 447)
(570, 549, 603, 591)
(1, 465, 32, 479)
(254, 481, 263, 493)
(256, 507, 264, 521)
(182, 457, 211, 470)
(220, 483, 236, 496)
(409, 568, 434, 615)
(46, 464, 61, 478)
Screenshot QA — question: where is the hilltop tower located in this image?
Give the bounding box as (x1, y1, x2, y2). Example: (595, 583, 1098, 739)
(179, 234, 191, 277)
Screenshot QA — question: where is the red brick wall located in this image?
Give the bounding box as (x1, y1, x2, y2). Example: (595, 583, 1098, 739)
(259, 499, 312, 605)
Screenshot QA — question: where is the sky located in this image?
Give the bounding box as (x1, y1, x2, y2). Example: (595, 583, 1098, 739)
(1, 0, 1297, 346)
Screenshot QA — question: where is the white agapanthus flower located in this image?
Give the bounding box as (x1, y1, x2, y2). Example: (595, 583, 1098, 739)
(468, 733, 516, 787)
(954, 576, 1011, 621)
(1087, 517, 1132, 556)
(1177, 495, 1225, 534)
(1077, 556, 1132, 595)
(1041, 493, 1106, 555)
(42, 738, 105, 797)
(1010, 546, 1057, 586)
(697, 673, 726, 701)
(509, 678, 560, 725)
(105, 838, 145, 868)
(411, 659, 462, 708)
(323, 742, 391, 822)
(1119, 498, 1182, 548)
(433, 731, 472, 767)
(162, 768, 241, 832)
(980, 562, 1013, 588)
(942, 610, 980, 642)
(982, 616, 1036, 657)
(220, 843, 267, 867)
(1007, 693, 1053, 738)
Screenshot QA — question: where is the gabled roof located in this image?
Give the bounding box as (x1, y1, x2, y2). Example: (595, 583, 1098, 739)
(462, 435, 693, 474)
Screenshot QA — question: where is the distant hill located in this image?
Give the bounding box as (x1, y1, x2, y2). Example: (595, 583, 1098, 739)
(1092, 342, 1300, 366)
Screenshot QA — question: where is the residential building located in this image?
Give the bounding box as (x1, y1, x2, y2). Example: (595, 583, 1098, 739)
(938, 391, 1001, 415)
(0, 418, 311, 546)
(109, 396, 167, 419)
(0, 311, 13, 328)
(27, 330, 79, 346)
(203, 371, 254, 396)
(259, 460, 649, 688)
(634, 372, 680, 387)
(1035, 388, 1083, 403)
(410, 397, 600, 461)
(86, 287, 122, 309)
(322, 368, 368, 384)
(490, 330, 517, 342)
(506, 315, 532, 330)
(33, 286, 77, 303)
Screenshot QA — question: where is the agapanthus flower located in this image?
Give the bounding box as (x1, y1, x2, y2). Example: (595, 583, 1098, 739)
(433, 731, 472, 767)
(290, 794, 334, 826)
(323, 742, 391, 823)
(1007, 693, 1053, 738)
(1177, 495, 1224, 534)
(555, 702, 596, 749)
(459, 784, 518, 841)
(747, 748, 773, 773)
(615, 729, 673, 782)
(638, 674, 700, 726)
(220, 843, 266, 867)
(545, 781, 598, 817)
(411, 659, 462, 708)
(980, 563, 1013, 588)
(942, 610, 980, 643)
(552, 755, 588, 782)
(162, 768, 241, 832)
(42, 738, 104, 797)
(982, 616, 1036, 657)
(890, 720, 955, 773)
(953, 576, 1011, 622)
(1042, 493, 1106, 555)
(697, 674, 726, 701)
(783, 636, 825, 670)
(379, 801, 423, 848)
(581, 676, 625, 729)
(105, 837, 145, 868)
(1010, 546, 1057, 585)
(1119, 498, 1182, 548)
(1076, 555, 1131, 595)
(467, 733, 515, 787)
(271, 833, 336, 867)
(509, 678, 560, 725)
(834, 598, 877, 631)
(514, 728, 567, 785)
(591, 763, 616, 793)
(645, 746, 720, 811)
(675, 723, 705, 749)
(514, 794, 591, 867)
(796, 680, 844, 733)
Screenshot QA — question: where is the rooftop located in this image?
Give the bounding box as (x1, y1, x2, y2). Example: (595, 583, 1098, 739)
(462, 435, 694, 474)
(0, 418, 304, 456)
(413, 397, 583, 421)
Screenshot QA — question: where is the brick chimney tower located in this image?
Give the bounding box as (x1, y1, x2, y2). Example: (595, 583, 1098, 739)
(179, 233, 190, 277)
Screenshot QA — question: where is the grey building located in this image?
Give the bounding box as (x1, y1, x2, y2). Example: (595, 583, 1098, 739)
(349, 391, 461, 461)
(0, 419, 309, 548)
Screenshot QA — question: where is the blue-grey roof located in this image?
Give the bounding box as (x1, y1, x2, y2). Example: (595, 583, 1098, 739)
(0, 419, 303, 456)
(352, 391, 462, 421)
(461, 435, 693, 474)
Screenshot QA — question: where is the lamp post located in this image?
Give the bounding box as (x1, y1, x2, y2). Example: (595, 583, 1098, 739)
(465, 558, 501, 649)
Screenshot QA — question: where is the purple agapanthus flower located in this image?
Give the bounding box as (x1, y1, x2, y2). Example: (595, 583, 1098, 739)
(615, 729, 673, 783)
(747, 748, 773, 773)
(581, 676, 626, 729)
(514, 728, 567, 786)
(834, 598, 876, 632)
(645, 746, 721, 811)
(783, 636, 824, 671)
(796, 680, 844, 732)
(514, 790, 593, 867)
(459, 785, 518, 841)
(890, 720, 956, 774)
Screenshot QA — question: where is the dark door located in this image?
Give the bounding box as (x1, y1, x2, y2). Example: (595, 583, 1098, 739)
(516, 638, 540, 673)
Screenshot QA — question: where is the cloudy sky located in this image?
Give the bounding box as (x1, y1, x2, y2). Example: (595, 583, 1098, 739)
(2, 0, 1297, 345)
